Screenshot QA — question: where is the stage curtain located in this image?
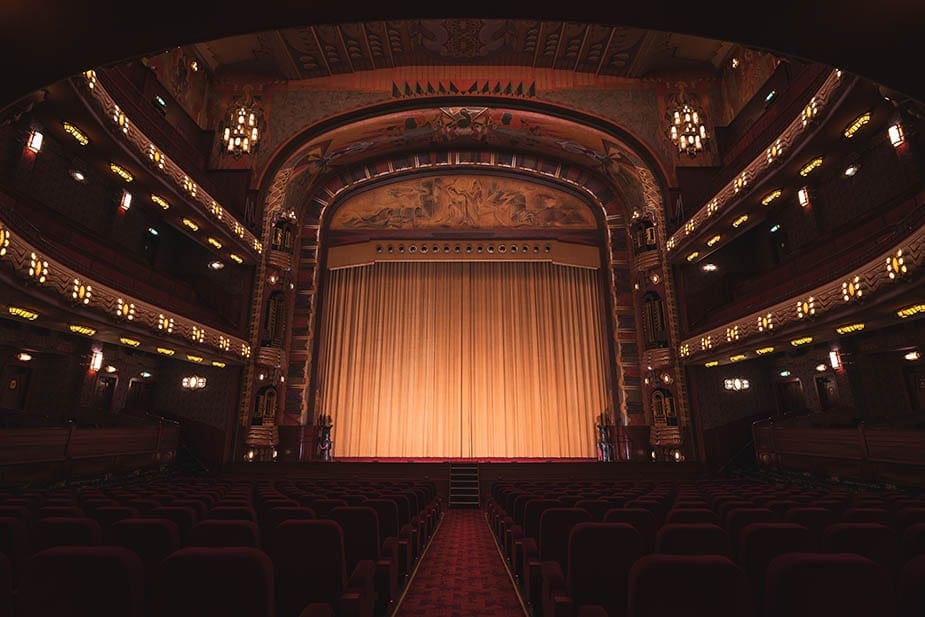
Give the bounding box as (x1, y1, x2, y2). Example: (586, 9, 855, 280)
(315, 261, 610, 458)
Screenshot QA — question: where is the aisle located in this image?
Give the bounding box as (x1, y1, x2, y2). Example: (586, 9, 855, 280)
(392, 509, 528, 617)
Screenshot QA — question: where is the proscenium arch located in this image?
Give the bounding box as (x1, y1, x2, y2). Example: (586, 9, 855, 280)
(242, 96, 692, 455)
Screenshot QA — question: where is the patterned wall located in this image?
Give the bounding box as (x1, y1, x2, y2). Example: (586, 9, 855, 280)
(153, 358, 242, 429)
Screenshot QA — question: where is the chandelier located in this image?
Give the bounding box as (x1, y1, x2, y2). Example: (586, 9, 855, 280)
(667, 95, 710, 157)
(220, 91, 262, 157)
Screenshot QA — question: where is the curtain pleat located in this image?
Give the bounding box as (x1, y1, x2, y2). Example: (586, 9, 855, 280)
(316, 261, 609, 458)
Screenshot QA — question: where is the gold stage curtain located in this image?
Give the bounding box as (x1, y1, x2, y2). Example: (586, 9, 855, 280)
(316, 261, 610, 458)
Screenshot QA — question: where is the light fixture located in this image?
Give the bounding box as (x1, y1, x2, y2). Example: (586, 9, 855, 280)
(8, 307, 39, 320)
(104, 365, 117, 374)
(153, 95, 167, 114)
(208, 261, 224, 270)
(140, 371, 153, 379)
(816, 363, 828, 372)
(90, 349, 103, 371)
(702, 263, 718, 272)
(686, 251, 699, 262)
(888, 123, 905, 147)
(769, 224, 781, 233)
(666, 94, 710, 157)
(836, 323, 865, 335)
(764, 90, 777, 105)
(211, 361, 226, 368)
(797, 187, 811, 207)
(729, 354, 746, 362)
(707, 235, 722, 247)
(109, 163, 133, 182)
(207, 237, 222, 249)
(905, 351, 922, 361)
(791, 337, 813, 346)
(181, 218, 199, 232)
(186, 355, 204, 363)
(147, 227, 159, 236)
(724, 378, 750, 391)
(756, 347, 775, 355)
(221, 89, 262, 157)
(181, 376, 207, 389)
(829, 350, 841, 370)
(732, 214, 749, 228)
(779, 370, 791, 377)
(71, 279, 91, 305)
(229, 254, 243, 264)
(150, 195, 170, 210)
(62, 122, 89, 146)
(704, 361, 719, 368)
(16, 352, 32, 362)
(156, 347, 175, 356)
(26, 127, 44, 153)
(119, 189, 132, 213)
(69, 169, 87, 183)
(69, 324, 96, 336)
(843, 162, 860, 177)
(119, 337, 141, 347)
(761, 190, 782, 206)
(844, 112, 871, 138)
(898, 304, 925, 319)
(799, 157, 823, 176)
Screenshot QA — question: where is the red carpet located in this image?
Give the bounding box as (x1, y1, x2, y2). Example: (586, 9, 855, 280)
(393, 510, 528, 617)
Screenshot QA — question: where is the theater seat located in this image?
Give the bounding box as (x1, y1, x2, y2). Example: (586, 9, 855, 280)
(17, 546, 145, 617)
(0, 553, 10, 617)
(654, 523, 732, 557)
(898, 553, 925, 616)
(188, 519, 261, 548)
(34, 516, 102, 549)
(763, 552, 895, 617)
(154, 547, 274, 617)
(821, 522, 900, 576)
(627, 554, 753, 617)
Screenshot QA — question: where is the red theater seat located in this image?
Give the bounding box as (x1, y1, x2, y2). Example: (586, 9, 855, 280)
(821, 522, 900, 576)
(665, 508, 721, 525)
(329, 505, 399, 613)
(603, 508, 658, 554)
(34, 516, 102, 549)
(0, 553, 10, 617)
(763, 552, 895, 617)
(206, 505, 257, 522)
(17, 546, 145, 617)
(188, 519, 261, 547)
(154, 547, 275, 617)
(523, 507, 592, 611)
(898, 553, 925, 616)
(627, 554, 753, 617)
(655, 523, 732, 557)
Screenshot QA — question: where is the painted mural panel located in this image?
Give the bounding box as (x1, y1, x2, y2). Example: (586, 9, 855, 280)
(330, 174, 597, 230)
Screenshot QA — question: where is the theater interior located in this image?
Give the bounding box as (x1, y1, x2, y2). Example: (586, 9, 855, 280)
(0, 3, 924, 616)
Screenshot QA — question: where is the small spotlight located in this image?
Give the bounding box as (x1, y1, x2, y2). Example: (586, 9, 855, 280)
(815, 363, 828, 372)
(888, 123, 905, 147)
(26, 127, 44, 153)
(147, 227, 159, 236)
(779, 370, 791, 377)
(16, 352, 32, 362)
(208, 260, 224, 270)
(843, 162, 860, 177)
(140, 371, 153, 379)
(770, 224, 781, 233)
(702, 263, 718, 272)
(905, 351, 922, 361)
(104, 365, 117, 373)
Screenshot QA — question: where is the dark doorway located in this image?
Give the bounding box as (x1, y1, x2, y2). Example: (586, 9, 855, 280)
(814, 375, 839, 411)
(125, 378, 155, 414)
(775, 378, 804, 414)
(0, 365, 31, 410)
(91, 374, 117, 412)
(905, 366, 925, 412)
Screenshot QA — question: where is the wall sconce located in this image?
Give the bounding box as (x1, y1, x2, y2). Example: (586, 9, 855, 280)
(90, 349, 103, 372)
(797, 187, 811, 207)
(119, 189, 132, 213)
(829, 350, 841, 370)
(16, 352, 32, 362)
(26, 126, 44, 153)
(888, 123, 905, 147)
(181, 376, 207, 389)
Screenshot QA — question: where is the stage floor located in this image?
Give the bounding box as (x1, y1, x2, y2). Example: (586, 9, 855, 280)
(334, 457, 600, 463)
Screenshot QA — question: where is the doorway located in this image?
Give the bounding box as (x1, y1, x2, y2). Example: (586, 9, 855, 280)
(0, 364, 31, 411)
(774, 378, 804, 415)
(814, 375, 840, 411)
(91, 374, 118, 412)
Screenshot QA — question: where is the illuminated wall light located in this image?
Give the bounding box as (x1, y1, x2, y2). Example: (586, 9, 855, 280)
(62, 122, 89, 146)
(154, 95, 167, 112)
(684, 220, 696, 235)
(761, 189, 782, 206)
(28, 253, 48, 283)
(731, 57, 739, 68)
(729, 354, 746, 362)
(843, 162, 860, 177)
(829, 350, 841, 370)
(732, 214, 749, 228)
(733, 173, 748, 193)
(797, 187, 811, 207)
(229, 254, 243, 264)
(210, 202, 224, 220)
(799, 157, 823, 176)
(764, 90, 777, 104)
(766, 140, 783, 164)
(666, 238, 676, 251)
(706, 235, 721, 247)
(888, 123, 906, 147)
(905, 351, 922, 361)
(757, 313, 774, 332)
(119, 189, 132, 212)
(701, 336, 713, 351)
(208, 261, 224, 270)
(0, 226, 9, 256)
(836, 323, 865, 335)
(71, 279, 92, 305)
(104, 365, 118, 374)
(801, 97, 818, 126)
(181, 376, 207, 390)
(182, 176, 197, 197)
(725, 326, 740, 342)
(110, 163, 133, 182)
(843, 111, 871, 138)
(119, 337, 141, 347)
(755, 346, 775, 355)
(702, 263, 718, 272)
(150, 194, 170, 210)
(704, 361, 719, 367)
(83, 69, 97, 88)
(790, 337, 814, 347)
(26, 127, 44, 153)
(8, 307, 39, 320)
(724, 378, 750, 391)
(90, 349, 103, 371)
(116, 298, 135, 320)
(147, 144, 165, 169)
(157, 314, 174, 333)
(69, 324, 96, 336)
(679, 344, 690, 357)
(886, 249, 908, 279)
(186, 355, 204, 363)
(706, 199, 719, 216)
(686, 251, 700, 262)
(240, 343, 251, 358)
(182, 219, 199, 232)
(797, 297, 816, 319)
(234, 222, 244, 238)
(16, 352, 32, 362)
(69, 169, 87, 183)
(815, 363, 828, 372)
(211, 361, 226, 368)
(190, 326, 205, 343)
(254, 240, 263, 253)
(779, 370, 791, 377)
(218, 336, 230, 351)
(770, 224, 781, 233)
(897, 304, 925, 319)
(207, 237, 223, 249)
(140, 371, 153, 379)
(156, 347, 175, 356)
(842, 276, 863, 301)
(112, 105, 129, 134)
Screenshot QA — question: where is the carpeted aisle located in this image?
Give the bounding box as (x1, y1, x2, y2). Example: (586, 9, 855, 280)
(393, 509, 528, 617)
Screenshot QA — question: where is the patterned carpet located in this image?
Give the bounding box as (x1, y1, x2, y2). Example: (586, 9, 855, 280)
(393, 509, 528, 617)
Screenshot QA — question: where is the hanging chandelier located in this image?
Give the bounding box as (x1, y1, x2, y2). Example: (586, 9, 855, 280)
(220, 92, 262, 157)
(667, 96, 710, 158)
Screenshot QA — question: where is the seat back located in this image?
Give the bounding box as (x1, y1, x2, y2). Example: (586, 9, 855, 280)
(665, 508, 720, 526)
(17, 546, 145, 617)
(188, 519, 261, 547)
(568, 522, 643, 617)
(738, 522, 814, 607)
(655, 523, 732, 557)
(207, 506, 257, 522)
(106, 517, 180, 573)
(764, 552, 894, 617)
(35, 516, 102, 549)
(627, 554, 753, 617)
(603, 508, 658, 553)
(538, 507, 592, 569)
(328, 506, 381, 571)
(269, 520, 348, 617)
(155, 547, 274, 617)
(821, 522, 900, 576)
